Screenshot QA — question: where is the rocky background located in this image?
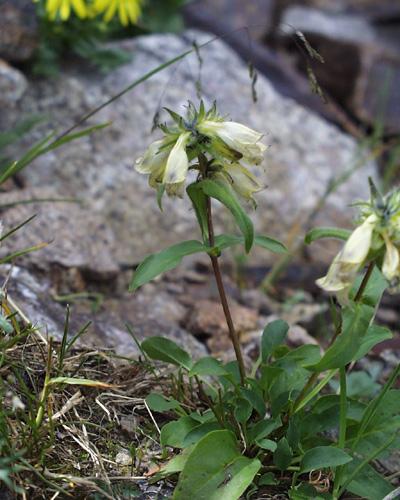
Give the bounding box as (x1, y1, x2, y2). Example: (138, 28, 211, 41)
(0, 0, 398, 368)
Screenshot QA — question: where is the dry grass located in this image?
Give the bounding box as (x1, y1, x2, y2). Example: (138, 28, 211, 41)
(0, 297, 175, 499)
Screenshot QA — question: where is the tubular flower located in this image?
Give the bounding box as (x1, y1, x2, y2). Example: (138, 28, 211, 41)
(45, 0, 87, 20)
(134, 101, 267, 200)
(197, 120, 267, 166)
(93, 0, 142, 25)
(317, 186, 400, 297)
(135, 133, 191, 197)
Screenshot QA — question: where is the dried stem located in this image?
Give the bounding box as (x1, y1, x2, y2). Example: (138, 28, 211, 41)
(205, 196, 246, 385)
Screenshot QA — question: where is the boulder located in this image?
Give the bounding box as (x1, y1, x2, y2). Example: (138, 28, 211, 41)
(0, 30, 376, 275)
(279, 6, 400, 134)
(0, 0, 38, 62)
(0, 59, 27, 105)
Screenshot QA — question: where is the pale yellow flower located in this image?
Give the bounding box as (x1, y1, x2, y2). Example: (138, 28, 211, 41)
(45, 0, 87, 20)
(197, 120, 267, 166)
(215, 162, 263, 205)
(93, 0, 142, 25)
(135, 132, 191, 196)
(316, 214, 377, 295)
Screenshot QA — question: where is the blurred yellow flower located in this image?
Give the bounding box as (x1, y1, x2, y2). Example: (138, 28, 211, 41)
(42, 0, 142, 24)
(317, 186, 400, 299)
(45, 0, 88, 20)
(93, 0, 142, 26)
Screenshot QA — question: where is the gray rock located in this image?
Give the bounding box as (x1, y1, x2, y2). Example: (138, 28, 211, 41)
(0, 59, 27, 105)
(280, 6, 400, 133)
(0, 30, 376, 273)
(0, 0, 38, 62)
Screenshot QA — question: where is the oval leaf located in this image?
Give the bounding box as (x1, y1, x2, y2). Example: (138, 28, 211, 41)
(130, 240, 206, 291)
(141, 337, 192, 370)
(189, 357, 228, 377)
(300, 446, 352, 473)
(173, 430, 261, 500)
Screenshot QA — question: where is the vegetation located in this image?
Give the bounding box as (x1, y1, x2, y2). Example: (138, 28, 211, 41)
(1, 22, 399, 500)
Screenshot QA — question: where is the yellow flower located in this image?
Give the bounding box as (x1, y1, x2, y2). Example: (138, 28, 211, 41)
(93, 0, 142, 25)
(135, 132, 191, 197)
(317, 186, 400, 298)
(197, 120, 267, 166)
(214, 162, 263, 205)
(45, 0, 87, 20)
(316, 214, 377, 295)
(135, 102, 267, 201)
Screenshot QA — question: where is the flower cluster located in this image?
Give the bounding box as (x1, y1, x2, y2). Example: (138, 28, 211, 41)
(43, 0, 142, 25)
(317, 186, 400, 297)
(135, 102, 267, 203)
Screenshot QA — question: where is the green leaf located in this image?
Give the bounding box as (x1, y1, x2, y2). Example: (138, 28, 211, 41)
(304, 227, 351, 245)
(0, 315, 13, 334)
(254, 235, 287, 254)
(247, 417, 281, 444)
(161, 417, 198, 448)
(211, 234, 286, 255)
(273, 437, 292, 471)
(173, 430, 261, 500)
(141, 337, 192, 370)
(308, 304, 373, 371)
(182, 422, 222, 447)
(234, 398, 252, 423)
(189, 357, 228, 377)
(130, 240, 206, 291)
(349, 267, 387, 306)
(197, 179, 254, 253)
(300, 446, 352, 473)
(155, 447, 193, 479)
(145, 393, 183, 412)
(353, 325, 392, 361)
(187, 183, 209, 241)
(345, 461, 394, 500)
(261, 320, 289, 362)
(256, 439, 277, 452)
(259, 472, 278, 486)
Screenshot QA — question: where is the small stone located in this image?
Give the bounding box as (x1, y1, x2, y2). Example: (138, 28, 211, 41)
(115, 449, 133, 466)
(185, 299, 258, 338)
(120, 415, 137, 436)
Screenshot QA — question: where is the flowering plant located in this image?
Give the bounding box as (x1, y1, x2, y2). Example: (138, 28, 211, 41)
(316, 182, 400, 300)
(135, 102, 265, 203)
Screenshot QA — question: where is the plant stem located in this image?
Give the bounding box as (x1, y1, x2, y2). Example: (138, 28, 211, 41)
(338, 367, 347, 449)
(292, 262, 374, 414)
(333, 367, 348, 497)
(354, 261, 375, 302)
(205, 196, 246, 385)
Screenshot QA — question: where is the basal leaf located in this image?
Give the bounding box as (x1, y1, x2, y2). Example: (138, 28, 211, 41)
(189, 357, 228, 377)
(261, 319, 289, 362)
(300, 446, 352, 473)
(161, 417, 198, 448)
(173, 430, 261, 500)
(141, 337, 192, 370)
(145, 393, 183, 413)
